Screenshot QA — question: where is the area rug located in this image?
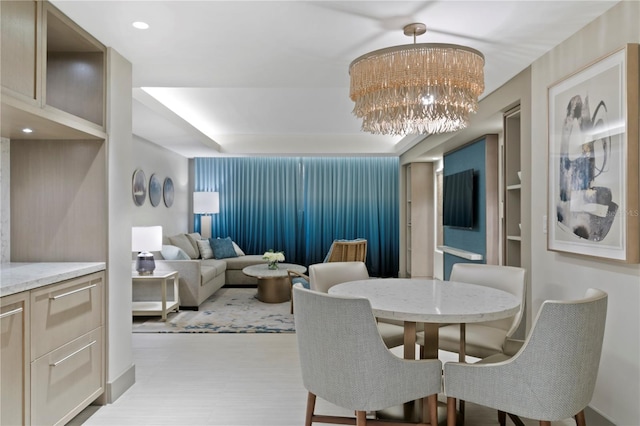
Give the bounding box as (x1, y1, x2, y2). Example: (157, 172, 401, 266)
(132, 287, 295, 333)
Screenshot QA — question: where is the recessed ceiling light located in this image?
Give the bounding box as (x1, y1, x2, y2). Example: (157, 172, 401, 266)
(22, 128, 33, 133)
(132, 21, 149, 30)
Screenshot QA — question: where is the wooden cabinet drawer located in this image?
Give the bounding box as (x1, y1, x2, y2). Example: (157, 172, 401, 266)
(31, 272, 104, 360)
(1, 293, 30, 426)
(31, 327, 103, 426)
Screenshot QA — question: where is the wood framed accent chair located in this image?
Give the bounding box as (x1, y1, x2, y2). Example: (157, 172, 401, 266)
(293, 285, 441, 426)
(324, 239, 367, 262)
(444, 288, 608, 426)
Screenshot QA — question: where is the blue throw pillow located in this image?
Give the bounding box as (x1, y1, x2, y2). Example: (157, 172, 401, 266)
(209, 237, 238, 259)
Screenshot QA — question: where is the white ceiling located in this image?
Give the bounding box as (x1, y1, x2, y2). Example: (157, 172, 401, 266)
(51, 0, 619, 158)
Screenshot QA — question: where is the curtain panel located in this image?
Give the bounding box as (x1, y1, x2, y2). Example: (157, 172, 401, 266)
(194, 157, 399, 277)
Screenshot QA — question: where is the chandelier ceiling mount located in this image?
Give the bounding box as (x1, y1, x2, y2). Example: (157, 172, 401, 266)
(349, 22, 485, 136)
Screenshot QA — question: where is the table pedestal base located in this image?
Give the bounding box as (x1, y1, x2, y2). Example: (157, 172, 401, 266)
(376, 399, 448, 425)
(256, 277, 290, 303)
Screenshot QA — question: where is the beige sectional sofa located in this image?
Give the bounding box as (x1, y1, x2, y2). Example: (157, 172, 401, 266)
(134, 232, 267, 309)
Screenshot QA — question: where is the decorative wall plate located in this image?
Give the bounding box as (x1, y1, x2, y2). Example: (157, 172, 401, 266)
(149, 174, 162, 207)
(163, 177, 174, 207)
(132, 169, 146, 206)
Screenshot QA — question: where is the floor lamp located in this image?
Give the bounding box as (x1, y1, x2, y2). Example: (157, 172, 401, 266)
(193, 192, 219, 239)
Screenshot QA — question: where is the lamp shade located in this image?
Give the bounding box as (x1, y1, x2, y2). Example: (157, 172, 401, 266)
(131, 226, 163, 252)
(193, 192, 220, 214)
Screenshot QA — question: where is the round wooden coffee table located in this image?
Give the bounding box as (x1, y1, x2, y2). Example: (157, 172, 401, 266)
(242, 263, 307, 303)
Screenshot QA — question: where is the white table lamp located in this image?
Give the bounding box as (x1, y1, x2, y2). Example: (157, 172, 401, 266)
(132, 226, 163, 275)
(193, 192, 219, 239)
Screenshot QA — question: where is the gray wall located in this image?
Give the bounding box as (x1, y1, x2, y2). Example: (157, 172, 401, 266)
(131, 135, 189, 237)
(529, 3, 639, 423)
(401, 2, 639, 423)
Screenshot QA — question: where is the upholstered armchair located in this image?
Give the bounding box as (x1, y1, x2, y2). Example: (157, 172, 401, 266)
(444, 288, 608, 426)
(287, 238, 367, 313)
(307, 262, 405, 349)
(417, 263, 526, 360)
(293, 285, 441, 426)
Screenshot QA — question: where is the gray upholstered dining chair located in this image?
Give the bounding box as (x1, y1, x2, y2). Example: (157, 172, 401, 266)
(293, 285, 442, 426)
(308, 261, 405, 349)
(444, 288, 608, 426)
(417, 263, 526, 360)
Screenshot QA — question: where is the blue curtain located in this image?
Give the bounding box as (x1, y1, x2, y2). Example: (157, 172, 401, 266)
(302, 157, 399, 277)
(194, 157, 399, 277)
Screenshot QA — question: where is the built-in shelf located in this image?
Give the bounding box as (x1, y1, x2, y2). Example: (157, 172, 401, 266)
(438, 245, 483, 261)
(507, 236, 522, 241)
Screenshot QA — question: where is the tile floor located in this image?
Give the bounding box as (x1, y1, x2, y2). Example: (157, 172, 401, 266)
(69, 333, 577, 426)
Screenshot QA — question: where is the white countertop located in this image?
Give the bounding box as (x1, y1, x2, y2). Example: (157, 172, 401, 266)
(0, 262, 106, 297)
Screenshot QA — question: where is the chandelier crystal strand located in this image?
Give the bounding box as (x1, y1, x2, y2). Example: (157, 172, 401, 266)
(349, 37, 484, 136)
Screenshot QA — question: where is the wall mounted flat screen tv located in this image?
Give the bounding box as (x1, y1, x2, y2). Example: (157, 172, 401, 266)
(443, 168, 475, 229)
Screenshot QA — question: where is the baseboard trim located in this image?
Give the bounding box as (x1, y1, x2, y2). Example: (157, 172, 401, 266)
(105, 363, 136, 403)
(585, 405, 615, 426)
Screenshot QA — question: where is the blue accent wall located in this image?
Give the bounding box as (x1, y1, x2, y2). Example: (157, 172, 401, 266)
(443, 138, 487, 279)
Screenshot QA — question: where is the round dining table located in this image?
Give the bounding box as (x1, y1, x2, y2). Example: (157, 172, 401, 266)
(329, 278, 520, 423)
(328, 278, 520, 360)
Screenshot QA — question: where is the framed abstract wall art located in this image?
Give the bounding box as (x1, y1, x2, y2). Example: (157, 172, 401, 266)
(547, 44, 639, 263)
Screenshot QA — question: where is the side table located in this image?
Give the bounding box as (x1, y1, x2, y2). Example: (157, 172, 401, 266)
(131, 270, 179, 321)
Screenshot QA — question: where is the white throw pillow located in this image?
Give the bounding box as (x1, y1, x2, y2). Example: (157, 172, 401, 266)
(196, 239, 214, 259)
(161, 245, 190, 260)
(232, 241, 245, 256)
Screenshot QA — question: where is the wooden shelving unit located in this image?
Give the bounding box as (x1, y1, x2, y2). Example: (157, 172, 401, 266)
(504, 106, 522, 268)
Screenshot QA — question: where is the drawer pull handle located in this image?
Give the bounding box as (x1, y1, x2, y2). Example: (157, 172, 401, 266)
(50, 284, 97, 300)
(0, 307, 23, 319)
(51, 340, 97, 367)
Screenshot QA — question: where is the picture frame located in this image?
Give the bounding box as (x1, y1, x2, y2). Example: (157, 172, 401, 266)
(132, 169, 147, 206)
(149, 174, 162, 207)
(547, 44, 639, 263)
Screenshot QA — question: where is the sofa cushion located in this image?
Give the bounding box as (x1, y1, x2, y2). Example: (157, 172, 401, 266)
(210, 237, 238, 259)
(168, 234, 199, 259)
(196, 239, 214, 259)
(160, 245, 191, 260)
(224, 254, 268, 270)
(186, 233, 202, 257)
(201, 258, 227, 276)
(200, 265, 219, 285)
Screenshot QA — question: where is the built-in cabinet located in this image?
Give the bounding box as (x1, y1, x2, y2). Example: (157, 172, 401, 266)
(2, 0, 107, 262)
(30, 272, 105, 426)
(1, 292, 30, 426)
(403, 162, 434, 278)
(1, 271, 104, 426)
(1, 0, 106, 141)
(504, 107, 522, 267)
(1, 1, 110, 423)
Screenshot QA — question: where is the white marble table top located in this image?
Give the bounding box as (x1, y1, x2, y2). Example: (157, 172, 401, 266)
(242, 263, 306, 278)
(329, 278, 519, 323)
(0, 262, 106, 297)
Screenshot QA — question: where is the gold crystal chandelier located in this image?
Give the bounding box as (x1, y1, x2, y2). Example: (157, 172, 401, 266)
(349, 23, 485, 136)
